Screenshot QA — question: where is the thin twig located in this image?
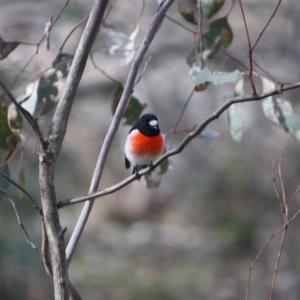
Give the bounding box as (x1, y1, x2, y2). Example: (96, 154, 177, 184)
(0, 187, 41, 255)
(246, 208, 300, 300)
(65, 0, 175, 265)
(133, 56, 151, 87)
(270, 156, 288, 300)
(90, 52, 119, 83)
(238, 0, 257, 94)
(165, 15, 198, 34)
(169, 87, 194, 149)
(288, 181, 300, 206)
(59, 14, 90, 53)
(197, 0, 204, 68)
(36, 0, 70, 48)
(270, 227, 288, 300)
(0, 171, 41, 213)
(58, 81, 300, 208)
(251, 0, 282, 51)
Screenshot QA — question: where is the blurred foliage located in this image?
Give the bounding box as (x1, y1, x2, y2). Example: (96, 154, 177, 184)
(0, 0, 300, 299)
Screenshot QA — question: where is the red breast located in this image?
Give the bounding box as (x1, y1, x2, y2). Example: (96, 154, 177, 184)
(129, 130, 164, 157)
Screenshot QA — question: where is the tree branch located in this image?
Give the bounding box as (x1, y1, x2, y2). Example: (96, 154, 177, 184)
(39, 1, 109, 299)
(65, 0, 175, 265)
(57, 81, 300, 208)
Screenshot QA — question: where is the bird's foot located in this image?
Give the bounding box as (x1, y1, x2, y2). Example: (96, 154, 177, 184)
(133, 166, 142, 181)
(148, 161, 155, 172)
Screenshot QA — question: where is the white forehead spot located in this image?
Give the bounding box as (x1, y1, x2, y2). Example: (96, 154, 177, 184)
(149, 119, 158, 127)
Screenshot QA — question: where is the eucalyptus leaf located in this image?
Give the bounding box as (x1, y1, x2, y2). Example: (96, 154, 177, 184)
(122, 24, 139, 66)
(178, 5, 197, 24)
(111, 82, 147, 125)
(186, 17, 233, 66)
(0, 36, 19, 60)
(225, 78, 245, 142)
(190, 67, 241, 86)
(261, 77, 300, 141)
(202, 0, 225, 18)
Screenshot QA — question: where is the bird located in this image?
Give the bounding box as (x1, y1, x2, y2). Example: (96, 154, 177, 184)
(124, 113, 164, 177)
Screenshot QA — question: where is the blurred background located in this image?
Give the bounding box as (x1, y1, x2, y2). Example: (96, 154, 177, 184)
(1, 0, 300, 299)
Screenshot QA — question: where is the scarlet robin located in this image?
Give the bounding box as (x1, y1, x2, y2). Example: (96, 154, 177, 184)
(124, 113, 164, 177)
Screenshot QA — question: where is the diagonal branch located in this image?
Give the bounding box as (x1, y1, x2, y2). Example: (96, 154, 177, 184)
(65, 0, 175, 265)
(57, 81, 300, 208)
(0, 171, 42, 214)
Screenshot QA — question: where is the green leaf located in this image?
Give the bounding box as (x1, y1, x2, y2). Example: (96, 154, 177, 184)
(198, 128, 220, 139)
(0, 107, 14, 150)
(21, 53, 73, 116)
(202, 0, 225, 18)
(52, 53, 74, 77)
(227, 102, 243, 142)
(0, 164, 10, 200)
(20, 82, 39, 116)
(190, 67, 241, 86)
(103, 22, 139, 65)
(186, 46, 197, 68)
(122, 24, 139, 66)
(103, 22, 130, 45)
(0, 36, 19, 60)
(145, 173, 161, 188)
(37, 69, 60, 115)
(103, 22, 130, 57)
(225, 78, 244, 142)
(111, 83, 147, 125)
(178, 5, 197, 24)
(260, 77, 300, 136)
(261, 77, 290, 132)
(186, 16, 233, 66)
(263, 97, 300, 141)
(145, 159, 170, 188)
(159, 158, 169, 175)
(7, 103, 22, 136)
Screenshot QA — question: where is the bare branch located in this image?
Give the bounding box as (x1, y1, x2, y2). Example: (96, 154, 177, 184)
(58, 81, 300, 208)
(65, 0, 175, 265)
(39, 1, 109, 299)
(238, 0, 257, 94)
(270, 156, 289, 300)
(246, 208, 300, 300)
(169, 87, 195, 149)
(251, 0, 282, 51)
(50, 0, 108, 152)
(59, 14, 90, 53)
(133, 56, 152, 87)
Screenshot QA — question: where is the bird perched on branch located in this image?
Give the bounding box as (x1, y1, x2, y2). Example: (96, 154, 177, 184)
(124, 113, 164, 177)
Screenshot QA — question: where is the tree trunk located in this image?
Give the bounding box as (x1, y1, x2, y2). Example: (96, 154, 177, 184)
(39, 150, 69, 300)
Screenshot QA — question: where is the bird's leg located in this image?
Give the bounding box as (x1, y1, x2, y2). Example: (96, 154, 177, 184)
(148, 161, 155, 172)
(133, 165, 142, 181)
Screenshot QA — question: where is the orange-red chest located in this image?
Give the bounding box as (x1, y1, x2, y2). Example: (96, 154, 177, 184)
(129, 130, 164, 157)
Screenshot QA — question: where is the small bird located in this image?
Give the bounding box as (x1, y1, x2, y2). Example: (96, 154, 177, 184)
(124, 113, 164, 176)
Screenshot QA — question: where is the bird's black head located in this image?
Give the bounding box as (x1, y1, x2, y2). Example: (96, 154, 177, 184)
(132, 113, 160, 136)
